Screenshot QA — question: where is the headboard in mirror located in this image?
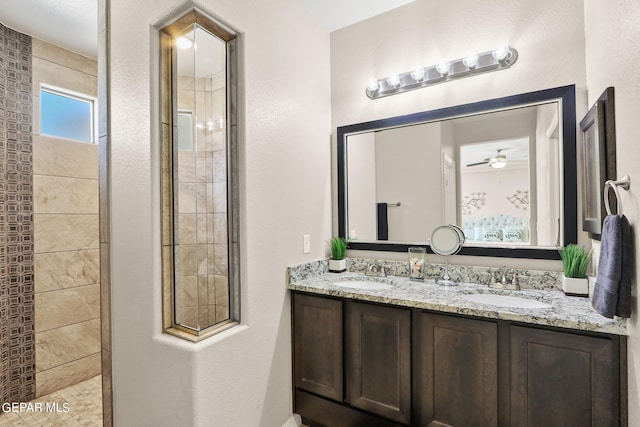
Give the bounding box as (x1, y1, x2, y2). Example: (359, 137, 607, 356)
(337, 85, 577, 260)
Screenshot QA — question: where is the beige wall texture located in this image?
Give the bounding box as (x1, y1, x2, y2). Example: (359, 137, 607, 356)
(108, 0, 331, 425)
(32, 38, 100, 397)
(584, 1, 640, 423)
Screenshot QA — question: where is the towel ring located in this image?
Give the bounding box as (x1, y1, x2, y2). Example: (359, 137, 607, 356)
(604, 175, 631, 216)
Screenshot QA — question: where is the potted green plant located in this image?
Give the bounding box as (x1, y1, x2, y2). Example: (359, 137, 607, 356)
(559, 244, 592, 296)
(329, 237, 347, 273)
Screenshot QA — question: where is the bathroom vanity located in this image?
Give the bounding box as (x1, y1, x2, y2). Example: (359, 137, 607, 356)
(289, 264, 627, 427)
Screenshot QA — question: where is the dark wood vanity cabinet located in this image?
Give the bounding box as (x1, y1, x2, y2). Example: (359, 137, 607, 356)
(414, 312, 498, 427)
(510, 325, 622, 426)
(292, 292, 626, 427)
(293, 293, 343, 402)
(346, 302, 412, 424)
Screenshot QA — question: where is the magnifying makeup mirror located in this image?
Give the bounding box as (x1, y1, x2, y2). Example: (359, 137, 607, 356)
(430, 225, 465, 285)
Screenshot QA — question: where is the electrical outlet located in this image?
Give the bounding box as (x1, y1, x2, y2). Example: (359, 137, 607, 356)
(303, 234, 311, 254)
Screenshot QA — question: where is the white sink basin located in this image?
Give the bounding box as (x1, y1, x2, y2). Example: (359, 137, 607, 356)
(460, 293, 551, 309)
(333, 280, 393, 290)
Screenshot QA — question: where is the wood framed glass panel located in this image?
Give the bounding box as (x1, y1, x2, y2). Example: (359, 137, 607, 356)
(160, 8, 239, 340)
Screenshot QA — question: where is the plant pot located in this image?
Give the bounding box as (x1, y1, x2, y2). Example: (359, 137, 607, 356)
(562, 275, 589, 297)
(329, 258, 346, 273)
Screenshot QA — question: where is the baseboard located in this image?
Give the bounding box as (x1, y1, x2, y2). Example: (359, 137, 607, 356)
(282, 413, 302, 427)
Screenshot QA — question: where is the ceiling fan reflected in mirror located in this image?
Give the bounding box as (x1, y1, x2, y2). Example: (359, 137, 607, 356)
(466, 149, 508, 169)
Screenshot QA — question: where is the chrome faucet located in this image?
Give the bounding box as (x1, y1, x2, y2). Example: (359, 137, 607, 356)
(489, 266, 520, 290)
(365, 263, 387, 277)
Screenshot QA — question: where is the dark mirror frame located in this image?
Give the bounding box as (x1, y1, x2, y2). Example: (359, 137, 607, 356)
(337, 84, 577, 260)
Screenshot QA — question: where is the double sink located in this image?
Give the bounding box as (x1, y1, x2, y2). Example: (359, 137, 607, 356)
(332, 279, 552, 309)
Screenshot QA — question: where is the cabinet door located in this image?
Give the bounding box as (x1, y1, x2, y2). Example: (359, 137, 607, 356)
(510, 326, 620, 426)
(293, 293, 343, 401)
(415, 312, 498, 427)
(346, 302, 411, 424)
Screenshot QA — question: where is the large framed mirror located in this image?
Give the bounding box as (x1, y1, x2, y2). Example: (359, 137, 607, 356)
(337, 85, 577, 259)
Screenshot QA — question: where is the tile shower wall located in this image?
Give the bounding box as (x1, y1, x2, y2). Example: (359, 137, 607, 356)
(0, 23, 35, 407)
(31, 39, 100, 397)
(175, 74, 229, 329)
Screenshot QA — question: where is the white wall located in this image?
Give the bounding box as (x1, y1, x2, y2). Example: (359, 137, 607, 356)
(108, 0, 330, 425)
(331, 0, 586, 271)
(375, 122, 442, 242)
(583, 1, 640, 423)
(347, 132, 377, 240)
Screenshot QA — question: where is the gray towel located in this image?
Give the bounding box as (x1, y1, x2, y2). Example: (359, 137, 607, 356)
(592, 214, 633, 318)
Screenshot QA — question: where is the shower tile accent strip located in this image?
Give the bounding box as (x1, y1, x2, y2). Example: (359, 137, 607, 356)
(0, 23, 35, 407)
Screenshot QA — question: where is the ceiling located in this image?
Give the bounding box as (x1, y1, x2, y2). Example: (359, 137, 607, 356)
(0, 0, 415, 59)
(0, 0, 98, 58)
(300, 0, 416, 32)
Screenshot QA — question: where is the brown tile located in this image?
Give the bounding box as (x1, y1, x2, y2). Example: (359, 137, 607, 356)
(176, 276, 197, 308)
(178, 151, 196, 183)
(36, 319, 101, 372)
(175, 245, 197, 276)
(36, 354, 101, 398)
(213, 244, 228, 275)
(99, 135, 110, 244)
(100, 243, 111, 351)
(213, 214, 227, 244)
(176, 214, 197, 244)
(33, 135, 99, 179)
(34, 214, 99, 253)
(33, 57, 98, 98)
(177, 182, 196, 214)
(35, 284, 100, 332)
(35, 249, 100, 292)
(215, 275, 229, 307)
(213, 182, 227, 213)
(102, 349, 112, 426)
(32, 38, 98, 76)
(0, 375, 103, 426)
(34, 175, 99, 214)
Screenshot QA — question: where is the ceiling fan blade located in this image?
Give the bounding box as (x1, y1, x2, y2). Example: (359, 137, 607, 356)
(466, 160, 489, 167)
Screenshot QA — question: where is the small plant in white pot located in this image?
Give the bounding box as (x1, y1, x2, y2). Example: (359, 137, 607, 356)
(559, 244, 592, 296)
(329, 237, 347, 273)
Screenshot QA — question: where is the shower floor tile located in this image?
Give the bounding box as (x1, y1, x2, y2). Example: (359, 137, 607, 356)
(0, 375, 102, 426)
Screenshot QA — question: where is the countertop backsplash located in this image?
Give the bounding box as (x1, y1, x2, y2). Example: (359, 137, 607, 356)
(289, 257, 561, 291)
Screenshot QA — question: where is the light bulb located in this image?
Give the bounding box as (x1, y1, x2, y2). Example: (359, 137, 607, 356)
(176, 36, 193, 49)
(436, 62, 450, 75)
(387, 74, 401, 87)
(492, 45, 510, 61)
(489, 156, 508, 169)
(410, 68, 425, 81)
(367, 79, 380, 92)
(463, 54, 479, 68)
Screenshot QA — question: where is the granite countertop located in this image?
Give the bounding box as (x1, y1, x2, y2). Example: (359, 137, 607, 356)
(288, 271, 627, 335)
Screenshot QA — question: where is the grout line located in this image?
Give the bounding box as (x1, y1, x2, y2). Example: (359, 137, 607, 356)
(35, 282, 101, 295)
(35, 352, 102, 375)
(35, 316, 101, 335)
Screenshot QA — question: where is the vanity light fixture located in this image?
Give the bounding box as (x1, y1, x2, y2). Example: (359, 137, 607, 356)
(435, 61, 450, 75)
(462, 54, 479, 69)
(410, 67, 425, 82)
(366, 46, 518, 99)
(387, 74, 401, 88)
